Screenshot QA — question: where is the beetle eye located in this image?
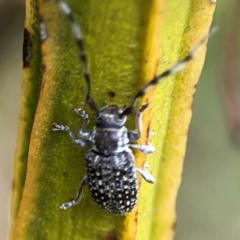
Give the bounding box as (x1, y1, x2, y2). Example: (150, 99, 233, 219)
(114, 115, 121, 122)
(118, 113, 126, 120)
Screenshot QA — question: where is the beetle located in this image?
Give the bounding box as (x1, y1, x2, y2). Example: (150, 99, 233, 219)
(52, 1, 214, 215)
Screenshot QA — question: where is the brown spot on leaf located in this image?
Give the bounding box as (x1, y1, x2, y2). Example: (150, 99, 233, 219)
(134, 210, 138, 224)
(108, 91, 116, 98)
(41, 80, 45, 91)
(98, 230, 117, 240)
(145, 123, 150, 144)
(172, 220, 177, 230)
(154, 59, 160, 77)
(23, 28, 32, 68)
(42, 64, 46, 72)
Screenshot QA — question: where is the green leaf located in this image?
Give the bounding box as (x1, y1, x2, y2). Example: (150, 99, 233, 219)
(10, 0, 216, 239)
(10, 0, 42, 234)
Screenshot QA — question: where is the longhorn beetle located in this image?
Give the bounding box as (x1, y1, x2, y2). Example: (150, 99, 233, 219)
(52, 1, 214, 215)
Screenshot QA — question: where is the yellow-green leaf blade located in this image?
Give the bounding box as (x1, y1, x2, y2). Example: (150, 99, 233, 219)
(10, 0, 42, 232)
(10, 0, 216, 239)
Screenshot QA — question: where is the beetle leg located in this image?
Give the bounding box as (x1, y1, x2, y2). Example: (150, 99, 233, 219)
(129, 142, 155, 154)
(73, 108, 92, 139)
(136, 164, 155, 183)
(127, 103, 148, 141)
(59, 175, 88, 210)
(52, 123, 91, 147)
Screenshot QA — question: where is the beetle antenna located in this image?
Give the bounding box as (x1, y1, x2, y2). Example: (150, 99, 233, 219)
(58, 1, 99, 113)
(120, 27, 217, 117)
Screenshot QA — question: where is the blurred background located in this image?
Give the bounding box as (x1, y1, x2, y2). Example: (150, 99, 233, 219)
(0, 0, 25, 239)
(0, 0, 239, 239)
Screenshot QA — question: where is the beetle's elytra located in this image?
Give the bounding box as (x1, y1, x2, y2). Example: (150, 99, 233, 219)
(52, 1, 214, 215)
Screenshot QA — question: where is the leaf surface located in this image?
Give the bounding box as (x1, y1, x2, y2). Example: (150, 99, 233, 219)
(10, 0, 216, 239)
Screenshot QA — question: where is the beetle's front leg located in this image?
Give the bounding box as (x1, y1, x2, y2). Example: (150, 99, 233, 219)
(128, 103, 148, 141)
(129, 142, 155, 154)
(73, 108, 92, 139)
(52, 123, 91, 147)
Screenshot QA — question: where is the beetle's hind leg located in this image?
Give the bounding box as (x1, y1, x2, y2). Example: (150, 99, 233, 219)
(59, 175, 88, 210)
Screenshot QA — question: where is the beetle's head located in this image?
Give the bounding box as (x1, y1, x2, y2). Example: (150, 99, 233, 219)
(96, 105, 127, 128)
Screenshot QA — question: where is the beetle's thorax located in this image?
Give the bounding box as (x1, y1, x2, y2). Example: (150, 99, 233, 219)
(90, 105, 129, 155)
(91, 126, 129, 155)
